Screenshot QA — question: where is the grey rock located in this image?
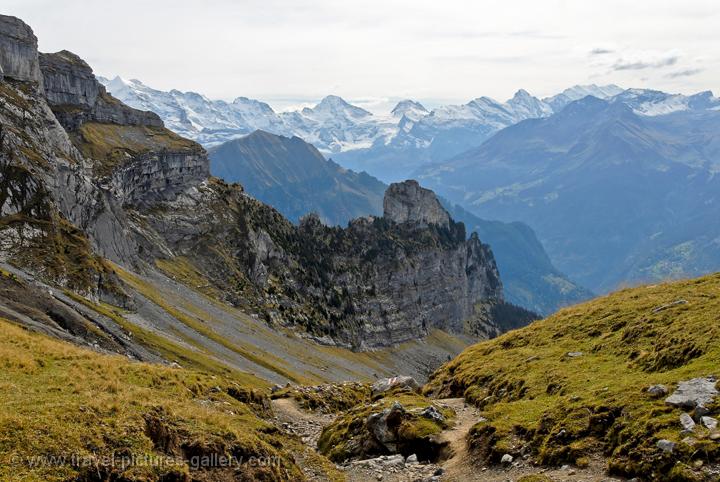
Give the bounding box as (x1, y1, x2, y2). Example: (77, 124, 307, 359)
(701, 416, 718, 430)
(0, 15, 42, 84)
(39, 50, 162, 131)
(567, 351, 584, 357)
(647, 384, 669, 397)
(366, 402, 406, 452)
(371, 376, 420, 396)
(656, 439, 675, 454)
(420, 406, 446, 423)
(652, 299, 688, 313)
(680, 412, 696, 431)
(383, 180, 450, 229)
(406, 454, 419, 465)
(681, 436, 697, 446)
(694, 406, 711, 419)
(665, 377, 718, 409)
(501, 454, 514, 464)
(382, 454, 405, 468)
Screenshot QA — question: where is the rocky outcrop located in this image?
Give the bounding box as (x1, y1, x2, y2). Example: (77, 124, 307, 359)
(0, 15, 42, 83)
(1, 15, 523, 355)
(39, 50, 162, 130)
(108, 146, 209, 208)
(383, 180, 450, 229)
(290, 205, 504, 347)
(37, 49, 208, 209)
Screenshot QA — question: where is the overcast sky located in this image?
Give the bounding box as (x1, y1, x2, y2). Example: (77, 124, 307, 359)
(5, 0, 719, 112)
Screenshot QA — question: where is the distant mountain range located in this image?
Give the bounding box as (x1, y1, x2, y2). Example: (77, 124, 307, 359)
(417, 95, 720, 292)
(100, 75, 720, 293)
(208, 130, 590, 314)
(99, 77, 626, 182)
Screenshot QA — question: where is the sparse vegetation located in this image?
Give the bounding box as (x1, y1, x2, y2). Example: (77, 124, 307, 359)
(71, 122, 199, 176)
(424, 273, 720, 479)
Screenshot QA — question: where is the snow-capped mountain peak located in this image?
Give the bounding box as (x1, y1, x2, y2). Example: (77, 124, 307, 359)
(506, 89, 554, 119)
(98, 76, 720, 174)
(303, 95, 372, 120)
(391, 100, 428, 119)
(544, 84, 624, 111)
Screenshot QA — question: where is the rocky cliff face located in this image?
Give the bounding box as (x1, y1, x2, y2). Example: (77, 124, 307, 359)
(294, 210, 503, 347)
(0, 14, 42, 83)
(39, 50, 162, 130)
(383, 180, 450, 229)
(0, 15, 527, 355)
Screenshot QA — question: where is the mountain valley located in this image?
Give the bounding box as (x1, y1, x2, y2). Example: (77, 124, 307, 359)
(2, 10, 720, 482)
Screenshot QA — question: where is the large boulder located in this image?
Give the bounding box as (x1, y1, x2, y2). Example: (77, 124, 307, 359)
(0, 15, 42, 84)
(371, 376, 420, 396)
(366, 401, 407, 452)
(665, 376, 718, 410)
(383, 180, 451, 229)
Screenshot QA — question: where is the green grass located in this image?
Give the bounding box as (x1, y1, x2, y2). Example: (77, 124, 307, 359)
(425, 273, 720, 479)
(0, 318, 308, 481)
(271, 383, 371, 413)
(72, 122, 200, 176)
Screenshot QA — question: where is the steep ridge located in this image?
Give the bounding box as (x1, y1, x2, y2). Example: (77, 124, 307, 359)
(418, 96, 720, 292)
(424, 272, 720, 481)
(208, 130, 386, 226)
(0, 16, 531, 387)
(206, 131, 589, 315)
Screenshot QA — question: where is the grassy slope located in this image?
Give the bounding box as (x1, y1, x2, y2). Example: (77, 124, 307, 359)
(425, 273, 720, 479)
(0, 317, 347, 482)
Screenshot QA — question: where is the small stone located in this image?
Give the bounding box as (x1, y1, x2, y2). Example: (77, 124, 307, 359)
(567, 352, 584, 357)
(433, 467, 445, 476)
(695, 406, 711, 419)
(501, 454, 514, 464)
(647, 384, 669, 397)
(376, 474, 383, 481)
(680, 412, 696, 431)
(709, 431, 720, 440)
(421, 406, 446, 423)
(371, 375, 420, 396)
(701, 416, 718, 430)
(656, 439, 675, 454)
(568, 469, 577, 475)
(681, 436, 697, 446)
(406, 454, 419, 465)
(271, 384, 284, 393)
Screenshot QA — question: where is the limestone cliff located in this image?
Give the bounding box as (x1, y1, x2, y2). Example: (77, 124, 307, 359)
(0, 15, 42, 83)
(0, 15, 533, 361)
(383, 180, 450, 229)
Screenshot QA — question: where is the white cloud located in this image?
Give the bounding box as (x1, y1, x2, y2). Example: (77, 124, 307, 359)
(4, 0, 719, 110)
